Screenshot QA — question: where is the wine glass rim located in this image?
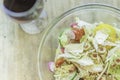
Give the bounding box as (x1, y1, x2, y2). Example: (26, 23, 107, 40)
(1, 0, 43, 17)
(38, 3, 120, 80)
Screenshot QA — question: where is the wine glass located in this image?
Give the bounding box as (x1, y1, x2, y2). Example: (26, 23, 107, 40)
(2, 0, 47, 34)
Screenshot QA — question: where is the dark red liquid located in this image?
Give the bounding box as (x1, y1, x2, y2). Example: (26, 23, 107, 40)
(4, 0, 36, 12)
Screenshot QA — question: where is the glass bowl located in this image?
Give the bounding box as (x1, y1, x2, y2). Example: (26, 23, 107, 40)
(38, 4, 120, 80)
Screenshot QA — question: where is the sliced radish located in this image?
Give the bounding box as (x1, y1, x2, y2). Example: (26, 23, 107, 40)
(48, 62, 55, 72)
(61, 47, 65, 53)
(70, 23, 78, 28)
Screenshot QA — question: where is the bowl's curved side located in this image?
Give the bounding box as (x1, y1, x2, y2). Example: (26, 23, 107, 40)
(38, 3, 120, 80)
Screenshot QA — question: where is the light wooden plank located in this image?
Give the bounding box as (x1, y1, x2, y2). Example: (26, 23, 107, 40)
(0, 0, 120, 80)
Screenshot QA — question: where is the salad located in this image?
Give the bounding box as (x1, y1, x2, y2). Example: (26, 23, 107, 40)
(48, 17, 120, 80)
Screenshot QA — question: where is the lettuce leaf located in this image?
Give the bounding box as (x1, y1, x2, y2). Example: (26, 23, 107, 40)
(107, 47, 120, 79)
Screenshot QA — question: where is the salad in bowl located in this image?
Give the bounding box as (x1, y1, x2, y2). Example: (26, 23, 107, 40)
(48, 17, 120, 80)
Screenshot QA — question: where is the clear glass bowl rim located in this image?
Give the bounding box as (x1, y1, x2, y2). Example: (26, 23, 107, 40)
(38, 3, 120, 80)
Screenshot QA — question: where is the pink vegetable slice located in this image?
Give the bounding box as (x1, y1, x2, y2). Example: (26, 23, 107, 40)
(48, 62, 55, 72)
(70, 23, 78, 28)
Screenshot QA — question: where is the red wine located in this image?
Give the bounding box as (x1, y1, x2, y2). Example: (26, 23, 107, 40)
(4, 0, 37, 12)
(2, 0, 44, 23)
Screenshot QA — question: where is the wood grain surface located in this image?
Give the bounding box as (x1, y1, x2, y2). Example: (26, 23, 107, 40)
(0, 0, 120, 80)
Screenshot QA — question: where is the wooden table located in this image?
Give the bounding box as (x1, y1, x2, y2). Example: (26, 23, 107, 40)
(0, 0, 120, 80)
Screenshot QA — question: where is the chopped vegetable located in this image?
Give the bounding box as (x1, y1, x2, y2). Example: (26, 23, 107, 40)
(92, 39, 99, 51)
(56, 53, 76, 59)
(94, 31, 109, 44)
(75, 17, 93, 28)
(55, 57, 65, 68)
(94, 23, 117, 42)
(91, 64, 103, 73)
(66, 30, 75, 40)
(58, 30, 68, 47)
(54, 64, 77, 80)
(75, 56, 94, 66)
(64, 43, 84, 55)
(98, 47, 106, 54)
(49, 18, 120, 80)
(91, 52, 98, 59)
(67, 71, 77, 80)
(70, 22, 78, 28)
(48, 62, 55, 72)
(84, 42, 91, 51)
(115, 58, 120, 65)
(72, 27, 85, 42)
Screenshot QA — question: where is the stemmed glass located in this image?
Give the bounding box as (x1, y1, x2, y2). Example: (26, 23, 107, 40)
(2, 0, 47, 34)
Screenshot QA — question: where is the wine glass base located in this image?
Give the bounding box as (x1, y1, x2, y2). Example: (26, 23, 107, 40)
(20, 22, 41, 34)
(20, 10, 47, 34)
